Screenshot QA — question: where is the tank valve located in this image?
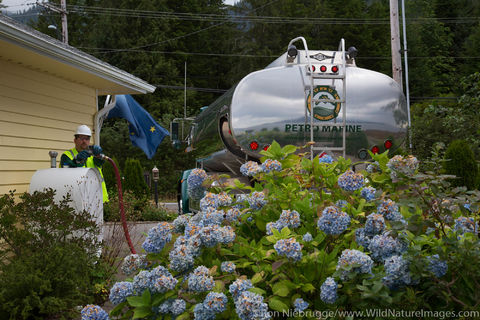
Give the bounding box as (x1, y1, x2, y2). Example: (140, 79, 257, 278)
(48, 151, 58, 168)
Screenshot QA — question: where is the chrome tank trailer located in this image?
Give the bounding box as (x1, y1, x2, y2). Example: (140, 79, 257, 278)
(188, 38, 408, 174)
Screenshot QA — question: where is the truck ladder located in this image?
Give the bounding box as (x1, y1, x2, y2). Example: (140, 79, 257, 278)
(287, 37, 347, 161)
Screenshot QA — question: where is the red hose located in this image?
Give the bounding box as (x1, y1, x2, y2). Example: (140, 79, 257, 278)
(105, 156, 136, 254)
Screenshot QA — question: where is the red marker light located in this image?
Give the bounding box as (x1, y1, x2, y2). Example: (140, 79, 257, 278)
(331, 65, 339, 73)
(320, 65, 327, 72)
(384, 139, 393, 149)
(250, 141, 259, 150)
(371, 145, 380, 154)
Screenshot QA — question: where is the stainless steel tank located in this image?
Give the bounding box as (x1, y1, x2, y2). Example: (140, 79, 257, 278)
(190, 47, 408, 174)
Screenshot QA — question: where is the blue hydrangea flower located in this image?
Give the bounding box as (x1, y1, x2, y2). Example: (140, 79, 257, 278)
(303, 232, 313, 242)
(194, 303, 216, 320)
(361, 186, 376, 201)
(155, 299, 186, 316)
(387, 155, 419, 181)
(203, 292, 228, 313)
(368, 233, 406, 262)
(202, 208, 225, 226)
(173, 214, 190, 233)
(187, 168, 208, 200)
(454, 216, 479, 235)
(81, 305, 110, 320)
(200, 225, 222, 247)
(226, 207, 242, 222)
(274, 237, 303, 261)
(355, 228, 372, 248)
(248, 191, 267, 211)
(234, 291, 271, 320)
(366, 161, 381, 173)
(234, 194, 248, 209)
(382, 255, 412, 290)
(318, 154, 334, 164)
(109, 281, 133, 305)
(377, 199, 403, 221)
(121, 254, 147, 276)
(150, 265, 178, 294)
(188, 266, 214, 292)
(337, 249, 374, 280)
(229, 279, 253, 299)
(278, 209, 301, 229)
(200, 192, 219, 211)
(335, 199, 348, 209)
(132, 270, 154, 294)
(217, 192, 233, 207)
(338, 170, 365, 191)
(266, 221, 283, 235)
(261, 159, 282, 173)
(364, 213, 386, 236)
(142, 222, 173, 253)
(317, 206, 350, 235)
(463, 203, 472, 211)
(218, 226, 236, 244)
(169, 244, 195, 272)
(320, 277, 338, 304)
(185, 221, 204, 239)
(240, 161, 262, 176)
(427, 254, 448, 278)
(294, 298, 309, 312)
(221, 261, 236, 273)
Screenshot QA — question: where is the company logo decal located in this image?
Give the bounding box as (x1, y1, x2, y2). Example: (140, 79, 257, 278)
(306, 86, 341, 121)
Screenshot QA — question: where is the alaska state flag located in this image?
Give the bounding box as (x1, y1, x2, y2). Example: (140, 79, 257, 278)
(107, 95, 169, 159)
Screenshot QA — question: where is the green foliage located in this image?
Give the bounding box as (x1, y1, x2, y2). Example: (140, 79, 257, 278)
(123, 158, 149, 197)
(109, 143, 480, 319)
(443, 140, 478, 189)
(102, 156, 120, 193)
(0, 190, 106, 319)
(104, 191, 176, 222)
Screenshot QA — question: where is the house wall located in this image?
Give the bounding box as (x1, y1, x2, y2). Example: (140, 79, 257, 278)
(0, 58, 98, 196)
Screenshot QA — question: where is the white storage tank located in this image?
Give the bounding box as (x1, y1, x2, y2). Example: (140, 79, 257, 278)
(29, 168, 104, 242)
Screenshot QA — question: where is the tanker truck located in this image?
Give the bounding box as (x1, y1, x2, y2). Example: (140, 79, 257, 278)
(171, 37, 408, 213)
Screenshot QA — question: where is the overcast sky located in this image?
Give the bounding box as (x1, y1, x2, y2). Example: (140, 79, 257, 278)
(2, 0, 238, 12)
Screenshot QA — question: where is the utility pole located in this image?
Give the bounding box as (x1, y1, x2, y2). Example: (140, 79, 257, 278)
(38, 0, 68, 44)
(390, 0, 402, 90)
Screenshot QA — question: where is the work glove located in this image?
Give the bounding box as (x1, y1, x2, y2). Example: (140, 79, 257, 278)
(91, 145, 103, 156)
(76, 150, 90, 162)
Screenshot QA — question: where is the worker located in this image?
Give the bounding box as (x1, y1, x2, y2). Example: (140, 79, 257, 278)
(60, 124, 109, 203)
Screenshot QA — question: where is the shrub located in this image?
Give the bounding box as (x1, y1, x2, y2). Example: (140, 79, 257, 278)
(123, 158, 149, 197)
(443, 139, 478, 189)
(108, 142, 480, 319)
(0, 189, 107, 319)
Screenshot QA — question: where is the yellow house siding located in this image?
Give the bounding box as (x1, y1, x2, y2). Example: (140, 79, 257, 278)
(0, 58, 98, 196)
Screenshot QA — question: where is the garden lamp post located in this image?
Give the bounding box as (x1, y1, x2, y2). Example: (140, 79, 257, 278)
(152, 166, 159, 208)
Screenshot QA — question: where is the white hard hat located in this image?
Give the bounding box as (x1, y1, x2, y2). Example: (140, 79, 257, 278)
(75, 125, 92, 136)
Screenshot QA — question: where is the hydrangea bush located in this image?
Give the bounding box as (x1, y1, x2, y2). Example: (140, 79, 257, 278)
(106, 141, 480, 319)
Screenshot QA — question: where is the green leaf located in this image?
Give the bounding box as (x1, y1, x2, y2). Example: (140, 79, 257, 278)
(110, 301, 127, 316)
(282, 144, 297, 155)
(132, 306, 153, 319)
(175, 312, 190, 320)
(272, 282, 290, 297)
(269, 297, 289, 312)
(251, 272, 263, 284)
(301, 283, 315, 293)
(249, 287, 267, 295)
(127, 295, 146, 308)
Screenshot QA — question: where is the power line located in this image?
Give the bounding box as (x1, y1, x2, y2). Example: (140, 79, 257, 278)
(32, 3, 480, 25)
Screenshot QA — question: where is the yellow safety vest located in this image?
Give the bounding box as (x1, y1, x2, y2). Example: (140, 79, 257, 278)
(62, 148, 109, 203)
